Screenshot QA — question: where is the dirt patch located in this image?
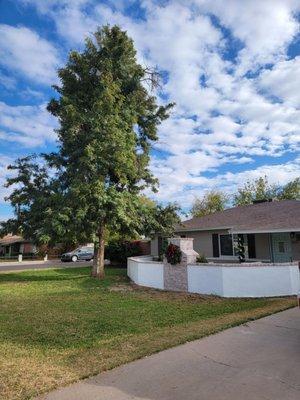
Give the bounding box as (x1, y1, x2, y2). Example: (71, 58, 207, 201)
(109, 284, 134, 292)
(130, 283, 220, 302)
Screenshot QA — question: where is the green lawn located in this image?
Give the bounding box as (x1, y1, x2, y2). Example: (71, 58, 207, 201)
(0, 266, 296, 400)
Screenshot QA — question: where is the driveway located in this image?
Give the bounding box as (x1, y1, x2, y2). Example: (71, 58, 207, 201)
(38, 307, 300, 400)
(0, 260, 92, 272)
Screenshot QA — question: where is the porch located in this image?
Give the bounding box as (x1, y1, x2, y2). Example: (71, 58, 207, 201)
(171, 231, 300, 263)
(0, 235, 36, 259)
(229, 231, 300, 263)
(131, 237, 300, 297)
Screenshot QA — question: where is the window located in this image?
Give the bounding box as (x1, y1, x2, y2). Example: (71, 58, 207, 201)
(247, 234, 256, 259)
(220, 234, 233, 256)
(212, 234, 219, 257)
(278, 242, 285, 253)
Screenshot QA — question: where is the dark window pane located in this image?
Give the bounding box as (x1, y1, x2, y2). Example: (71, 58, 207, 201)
(220, 234, 233, 256)
(212, 234, 219, 257)
(278, 242, 285, 253)
(247, 234, 256, 259)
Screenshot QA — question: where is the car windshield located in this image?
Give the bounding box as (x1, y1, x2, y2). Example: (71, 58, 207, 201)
(74, 247, 94, 252)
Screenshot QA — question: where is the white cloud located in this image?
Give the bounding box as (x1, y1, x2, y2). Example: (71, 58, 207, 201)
(0, 24, 60, 85)
(0, 102, 57, 147)
(259, 56, 300, 107)
(9, 0, 300, 209)
(150, 155, 300, 208)
(213, 156, 300, 192)
(196, 0, 300, 73)
(0, 71, 17, 90)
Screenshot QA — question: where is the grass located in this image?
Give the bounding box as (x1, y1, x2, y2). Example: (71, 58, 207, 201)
(0, 266, 296, 400)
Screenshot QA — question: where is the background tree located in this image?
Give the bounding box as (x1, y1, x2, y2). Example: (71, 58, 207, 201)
(278, 177, 300, 200)
(1, 25, 177, 279)
(191, 189, 228, 217)
(234, 176, 300, 206)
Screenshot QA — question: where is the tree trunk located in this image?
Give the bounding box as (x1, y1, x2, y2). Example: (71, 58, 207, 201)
(91, 224, 105, 279)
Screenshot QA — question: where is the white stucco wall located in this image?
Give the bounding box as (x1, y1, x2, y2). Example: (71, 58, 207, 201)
(128, 257, 300, 297)
(188, 263, 300, 297)
(127, 256, 164, 289)
(187, 265, 223, 295)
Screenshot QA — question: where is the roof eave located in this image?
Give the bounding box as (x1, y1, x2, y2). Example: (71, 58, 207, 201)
(176, 227, 300, 234)
(231, 228, 300, 234)
(175, 226, 232, 233)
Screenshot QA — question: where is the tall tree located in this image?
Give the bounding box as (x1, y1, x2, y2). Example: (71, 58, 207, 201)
(191, 189, 228, 217)
(2, 26, 176, 279)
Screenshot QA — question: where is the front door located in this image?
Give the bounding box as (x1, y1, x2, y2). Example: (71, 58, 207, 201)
(271, 233, 292, 262)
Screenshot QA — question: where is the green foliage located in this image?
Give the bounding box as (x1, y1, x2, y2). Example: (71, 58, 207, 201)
(1, 26, 177, 276)
(235, 235, 245, 263)
(158, 237, 169, 261)
(233, 176, 276, 206)
(141, 203, 181, 238)
(165, 243, 182, 265)
(191, 190, 228, 217)
(278, 178, 300, 200)
(196, 253, 208, 263)
(0, 266, 294, 400)
(234, 176, 300, 206)
(105, 240, 142, 264)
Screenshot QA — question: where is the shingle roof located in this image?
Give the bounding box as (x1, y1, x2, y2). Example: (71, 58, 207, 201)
(0, 235, 26, 245)
(177, 200, 300, 233)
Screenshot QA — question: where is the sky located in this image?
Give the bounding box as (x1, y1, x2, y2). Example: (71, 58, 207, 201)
(0, 0, 300, 220)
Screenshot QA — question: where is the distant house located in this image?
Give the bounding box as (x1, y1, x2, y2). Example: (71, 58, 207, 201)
(152, 200, 300, 263)
(0, 234, 36, 257)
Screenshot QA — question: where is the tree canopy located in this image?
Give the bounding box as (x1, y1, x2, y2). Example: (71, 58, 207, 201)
(277, 177, 300, 201)
(1, 25, 179, 278)
(233, 176, 300, 206)
(190, 176, 300, 217)
(191, 189, 228, 217)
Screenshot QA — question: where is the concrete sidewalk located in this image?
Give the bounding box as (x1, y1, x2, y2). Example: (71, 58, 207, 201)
(39, 307, 300, 400)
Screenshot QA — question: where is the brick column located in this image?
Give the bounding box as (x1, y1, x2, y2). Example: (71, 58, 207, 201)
(163, 238, 198, 292)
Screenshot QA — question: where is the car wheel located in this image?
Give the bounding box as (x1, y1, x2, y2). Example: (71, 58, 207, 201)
(71, 255, 78, 262)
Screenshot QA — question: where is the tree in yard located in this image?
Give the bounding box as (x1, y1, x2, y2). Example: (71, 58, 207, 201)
(191, 189, 228, 217)
(233, 176, 300, 206)
(1, 25, 178, 279)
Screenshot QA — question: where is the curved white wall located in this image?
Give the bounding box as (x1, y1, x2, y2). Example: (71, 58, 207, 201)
(128, 257, 300, 297)
(188, 264, 300, 297)
(128, 256, 164, 289)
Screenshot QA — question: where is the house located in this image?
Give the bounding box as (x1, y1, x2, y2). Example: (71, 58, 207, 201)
(0, 234, 36, 257)
(151, 200, 300, 263)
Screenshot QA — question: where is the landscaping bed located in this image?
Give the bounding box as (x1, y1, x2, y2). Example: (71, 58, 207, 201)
(0, 266, 296, 400)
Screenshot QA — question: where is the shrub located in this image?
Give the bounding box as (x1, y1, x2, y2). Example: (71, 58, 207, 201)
(165, 243, 182, 265)
(158, 237, 168, 261)
(105, 241, 142, 264)
(196, 253, 208, 263)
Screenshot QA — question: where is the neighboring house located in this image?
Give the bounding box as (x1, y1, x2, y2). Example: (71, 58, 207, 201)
(151, 200, 300, 263)
(0, 234, 36, 257)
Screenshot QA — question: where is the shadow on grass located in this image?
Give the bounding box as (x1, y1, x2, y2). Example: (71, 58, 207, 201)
(0, 266, 127, 284)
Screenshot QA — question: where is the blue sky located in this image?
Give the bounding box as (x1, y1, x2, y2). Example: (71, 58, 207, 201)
(0, 0, 300, 220)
